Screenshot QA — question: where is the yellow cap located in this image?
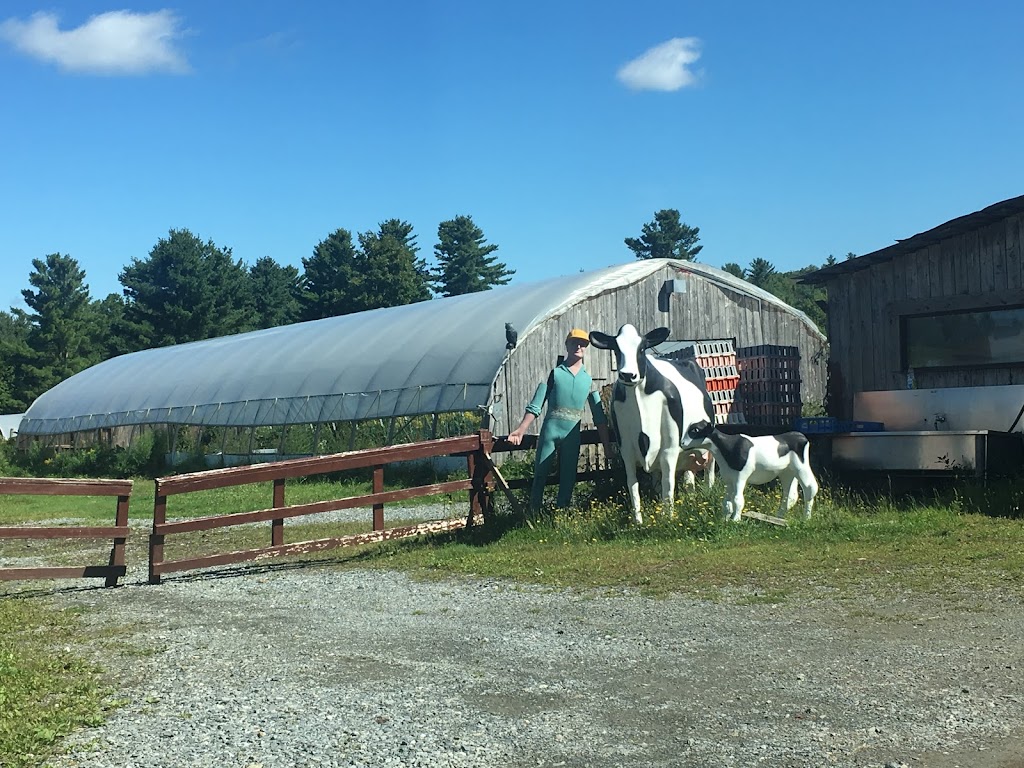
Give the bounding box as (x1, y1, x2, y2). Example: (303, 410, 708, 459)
(566, 328, 590, 344)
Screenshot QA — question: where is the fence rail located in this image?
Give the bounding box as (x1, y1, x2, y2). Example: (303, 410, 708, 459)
(148, 432, 497, 583)
(0, 477, 133, 586)
(1, 429, 616, 587)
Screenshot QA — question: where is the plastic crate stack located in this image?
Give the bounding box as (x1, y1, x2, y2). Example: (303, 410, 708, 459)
(736, 344, 802, 427)
(655, 340, 745, 424)
(696, 340, 745, 425)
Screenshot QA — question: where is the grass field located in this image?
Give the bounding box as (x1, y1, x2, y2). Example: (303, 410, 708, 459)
(2, 473, 1024, 767)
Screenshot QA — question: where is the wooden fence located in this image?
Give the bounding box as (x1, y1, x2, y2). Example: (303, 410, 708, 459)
(1, 429, 613, 586)
(0, 477, 133, 586)
(148, 432, 506, 584)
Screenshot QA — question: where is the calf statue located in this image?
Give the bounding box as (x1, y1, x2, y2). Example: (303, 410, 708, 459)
(689, 424, 819, 522)
(589, 324, 715, 523)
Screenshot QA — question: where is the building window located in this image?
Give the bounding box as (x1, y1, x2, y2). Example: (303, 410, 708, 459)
(903, 306, 1024, 369)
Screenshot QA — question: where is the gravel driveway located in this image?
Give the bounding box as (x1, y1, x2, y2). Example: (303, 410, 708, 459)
(39, 559, 1024, 768)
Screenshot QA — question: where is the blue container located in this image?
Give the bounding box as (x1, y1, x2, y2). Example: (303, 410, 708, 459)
(793, 417, 841, 434)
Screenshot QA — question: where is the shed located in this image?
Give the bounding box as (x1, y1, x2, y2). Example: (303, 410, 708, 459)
(801, 194, 1024, 423)
(18, 259, 826, 455)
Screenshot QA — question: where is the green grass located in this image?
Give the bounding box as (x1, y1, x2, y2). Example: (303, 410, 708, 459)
(0, 600, 112, 768)
(330, 480, 1024, 601)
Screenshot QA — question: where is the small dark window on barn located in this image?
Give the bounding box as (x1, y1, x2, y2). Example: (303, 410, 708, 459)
(903, 306, 1024, 369)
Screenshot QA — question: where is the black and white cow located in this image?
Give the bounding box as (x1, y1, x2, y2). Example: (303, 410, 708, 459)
(688, 425, 819, 522)
(590, 324, 716, 523)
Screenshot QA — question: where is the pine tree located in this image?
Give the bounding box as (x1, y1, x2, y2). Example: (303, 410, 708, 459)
(432, 215, 513, 297)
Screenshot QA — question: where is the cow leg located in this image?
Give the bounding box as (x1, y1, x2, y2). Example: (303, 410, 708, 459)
(623, 463, 643, 524)
(657, 448, 681, 517)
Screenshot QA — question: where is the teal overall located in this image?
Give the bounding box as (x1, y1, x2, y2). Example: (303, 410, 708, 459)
(526, 363, 607, 509)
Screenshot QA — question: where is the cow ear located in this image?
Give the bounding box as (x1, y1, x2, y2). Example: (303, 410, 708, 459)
(589, 331, 614, 350)
(642, 327, 671, 348)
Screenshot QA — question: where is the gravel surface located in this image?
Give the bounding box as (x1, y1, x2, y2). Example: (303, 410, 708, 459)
(34, 552, 1024, 768)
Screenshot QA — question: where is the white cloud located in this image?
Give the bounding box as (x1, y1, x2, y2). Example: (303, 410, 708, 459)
(0, 10, 190, 75)
(617, 37, 702, 92)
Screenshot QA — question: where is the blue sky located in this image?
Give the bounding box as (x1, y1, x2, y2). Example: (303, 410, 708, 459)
(2, 2, 1022, 311)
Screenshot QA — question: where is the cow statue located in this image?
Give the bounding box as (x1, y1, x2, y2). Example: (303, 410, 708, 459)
(589, 324, 716, 523)
(688, 424, 819, 522)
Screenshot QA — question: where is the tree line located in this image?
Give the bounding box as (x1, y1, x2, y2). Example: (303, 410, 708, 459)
(0, 209, 839, 414)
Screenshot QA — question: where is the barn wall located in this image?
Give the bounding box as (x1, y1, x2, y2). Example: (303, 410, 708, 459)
(824, 211, 1024, 419)
(492, 264, 828, 436)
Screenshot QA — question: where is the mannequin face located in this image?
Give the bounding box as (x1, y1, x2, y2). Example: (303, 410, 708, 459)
(565, 338, 588, 363)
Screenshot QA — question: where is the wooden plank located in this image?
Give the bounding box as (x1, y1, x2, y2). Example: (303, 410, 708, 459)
(0, 526, 130, 539)
(479, 451, 524, 517)
(927, 243, 942, 299)
(153, 515, 475, 576)
(0, 565, 127, 581)
(981, 223, 997, 294)
(966, 229, 982, 295)
(741, 510, 788, 527)
(1007, 214, 1023, 291)
(155, 478, 472, 535)
(939, 238, 956, 297)
(0, 477, 133, 497)
(156, 434, 484, 494)
(990, 222, 1008, 295)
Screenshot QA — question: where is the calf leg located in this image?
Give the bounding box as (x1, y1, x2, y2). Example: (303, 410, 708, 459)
(723, 479, 745, 522)
(778, 472, 799, 517)
(798, 465, 819, 519)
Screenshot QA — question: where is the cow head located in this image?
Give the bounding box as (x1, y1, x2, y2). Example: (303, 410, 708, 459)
(590, 324, 671, 387)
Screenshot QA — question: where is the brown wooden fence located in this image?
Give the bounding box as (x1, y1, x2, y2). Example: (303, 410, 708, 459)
(148, 431, 505, 583)
(0, 477, 133, 587)
(1, 429, 613, 587)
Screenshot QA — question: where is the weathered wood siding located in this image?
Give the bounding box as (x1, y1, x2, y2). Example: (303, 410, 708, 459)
(492, 263, 828, 435)
(823, 211, 1024, 419)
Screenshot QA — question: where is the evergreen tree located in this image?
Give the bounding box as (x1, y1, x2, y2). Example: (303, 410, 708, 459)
(0, 310, 32, 412)
(15, 253, 97, 397)
(120, 229, 254, 349)
(299, 228, 359, 320)
(352, 220, 431, 311)
(250, 257, 301, 329)
(744, 258, 777, 288)
(625, 209, 702, 261)
(721, 262, 745, 279)
(432, 215, 513, 296)
(90, 293, 132, 359)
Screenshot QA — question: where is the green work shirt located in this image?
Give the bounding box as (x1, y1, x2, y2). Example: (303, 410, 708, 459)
(525, 363, 607, 426)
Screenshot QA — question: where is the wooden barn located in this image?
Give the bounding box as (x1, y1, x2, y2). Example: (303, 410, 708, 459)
(801, 194, 1024, 475)
(17, 259, 826, 461)
(492, 259, 828, 437)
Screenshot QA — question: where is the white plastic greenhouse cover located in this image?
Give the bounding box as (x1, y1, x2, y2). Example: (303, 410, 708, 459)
(18, 260, 814, 436)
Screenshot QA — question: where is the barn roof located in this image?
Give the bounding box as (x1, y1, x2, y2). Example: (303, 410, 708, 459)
(18, 259, 815, 436)
(800, 193, 1024, 284)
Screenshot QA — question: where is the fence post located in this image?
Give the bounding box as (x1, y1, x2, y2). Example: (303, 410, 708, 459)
(372, 465, 384, 531)
(105, 491, 131, 587)
(467, 430, 494, 525)
(149, 485, 166, 585)
(271, 478, 285, 546)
